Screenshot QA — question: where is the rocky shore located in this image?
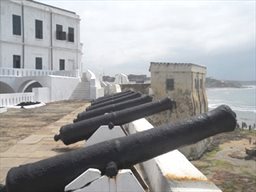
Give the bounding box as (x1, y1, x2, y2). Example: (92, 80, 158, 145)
(206, 77, 243, 88)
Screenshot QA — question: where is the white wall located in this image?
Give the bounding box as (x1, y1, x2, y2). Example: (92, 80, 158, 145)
(125, 119, 222, 192)
(25, 46, 50, 70)
(0, 42, 22, 68)
(0, 0, 82, 72)
(23, 5, 51, 47)
(52, 14, 79, 50)
(0, 0, 23, 43)
(32, 87, 50, 103)
(52, 49, 78, 71)
(49, 75, 80, 101)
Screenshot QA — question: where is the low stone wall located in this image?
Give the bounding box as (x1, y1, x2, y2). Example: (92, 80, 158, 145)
(120, 83, 150, 94)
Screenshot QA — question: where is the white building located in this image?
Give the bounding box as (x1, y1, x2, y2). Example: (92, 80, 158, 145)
(0, 0, 98, 106)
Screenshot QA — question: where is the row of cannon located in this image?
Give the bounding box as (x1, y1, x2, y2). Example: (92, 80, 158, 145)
(3, 90, 237, 192)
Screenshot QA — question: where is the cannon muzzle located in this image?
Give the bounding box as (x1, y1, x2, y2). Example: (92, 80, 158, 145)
(55, 97, 175, 145)
(5, 105, 236, 192)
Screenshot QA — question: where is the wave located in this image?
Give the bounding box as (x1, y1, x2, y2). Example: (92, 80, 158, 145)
(208, 103, 256, 113)
(207, 86, 256, 91)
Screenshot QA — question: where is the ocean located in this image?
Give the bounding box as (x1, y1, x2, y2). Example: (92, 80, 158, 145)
(207, 86, 256, 127)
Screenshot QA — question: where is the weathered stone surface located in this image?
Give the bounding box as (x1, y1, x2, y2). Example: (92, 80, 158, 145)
(0, 101, 89, 184)
(149, 62, 210, 159)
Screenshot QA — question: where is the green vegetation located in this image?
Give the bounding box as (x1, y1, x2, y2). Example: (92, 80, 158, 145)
(192, 130, 256, 192)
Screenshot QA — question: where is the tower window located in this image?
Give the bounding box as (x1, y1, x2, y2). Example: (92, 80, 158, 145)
(166, 79, 174, 91)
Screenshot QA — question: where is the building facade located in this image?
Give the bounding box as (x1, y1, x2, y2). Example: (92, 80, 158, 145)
(0, 0, 82, 73)
(0, 0, 87, 105)
(149, 62, 209, 159)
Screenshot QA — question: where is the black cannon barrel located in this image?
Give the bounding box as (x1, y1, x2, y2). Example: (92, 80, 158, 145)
(91, 90, 133, 105)
(74, 95, 153, 122)
(55, 97, 175, 145)
(94, 90, 132, 101)
(87, 92, 142, 111)
(5, 105, 236, 192)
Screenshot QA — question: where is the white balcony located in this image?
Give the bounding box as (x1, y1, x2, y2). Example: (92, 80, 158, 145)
(0, 68, 79, 78)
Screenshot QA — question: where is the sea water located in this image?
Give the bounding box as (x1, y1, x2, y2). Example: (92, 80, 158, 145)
(207, 86, 256, 127)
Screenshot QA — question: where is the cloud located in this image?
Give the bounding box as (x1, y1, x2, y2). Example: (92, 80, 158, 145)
(39, 0, 255, 80)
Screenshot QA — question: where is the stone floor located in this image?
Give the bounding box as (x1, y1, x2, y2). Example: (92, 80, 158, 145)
(0, 100, 90, 184)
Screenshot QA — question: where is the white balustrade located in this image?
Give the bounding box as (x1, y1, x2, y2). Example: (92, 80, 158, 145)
(0, 68, 79, 78)
(0, 93, 35, 107)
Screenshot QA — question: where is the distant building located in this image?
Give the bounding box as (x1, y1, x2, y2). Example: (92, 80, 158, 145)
(150, 62, 208, 116)
(102, 75, 115, 83)
(149, 62, 209, 159)
(128, 74, 147, 84)
(0, 0, 92, 106)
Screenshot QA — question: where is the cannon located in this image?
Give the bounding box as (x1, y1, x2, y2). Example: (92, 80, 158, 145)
(91, 90, 133, 105)
(87, 92, 142, 111)
(54, 97, 175, 145)
(74, 95, 153, 122)
(5, 105, 236, 192)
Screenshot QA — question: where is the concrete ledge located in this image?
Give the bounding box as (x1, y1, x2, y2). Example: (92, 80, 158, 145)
(125, 118, 222, 192)
(0, 108, 7, 113)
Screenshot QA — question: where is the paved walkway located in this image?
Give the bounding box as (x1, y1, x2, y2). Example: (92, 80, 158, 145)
(0, 103, 89, 184)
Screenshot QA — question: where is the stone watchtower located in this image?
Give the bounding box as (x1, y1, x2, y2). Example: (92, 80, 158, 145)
(149, 62, 209, 159)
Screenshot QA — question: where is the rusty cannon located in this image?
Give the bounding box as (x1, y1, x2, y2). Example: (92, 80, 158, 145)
(74, 95, 153, 122)
(91, 90, 133, 105)
(86, 92, 142, 111)
(4, 105, 236, 192)
(54, 97, 175, 145)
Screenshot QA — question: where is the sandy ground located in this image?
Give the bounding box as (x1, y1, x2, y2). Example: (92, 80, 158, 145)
(192, 130, 256, 192)
(0, 100, 89, 184)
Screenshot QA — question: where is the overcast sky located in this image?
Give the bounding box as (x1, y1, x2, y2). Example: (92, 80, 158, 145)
(39, 0, 255, 81)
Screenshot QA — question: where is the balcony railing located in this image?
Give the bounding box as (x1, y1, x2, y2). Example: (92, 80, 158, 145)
(0, 68, 79, 78)
(0, 92, 35, 107)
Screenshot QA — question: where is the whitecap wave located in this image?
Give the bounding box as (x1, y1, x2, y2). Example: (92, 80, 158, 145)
(208, 103, 256, 113)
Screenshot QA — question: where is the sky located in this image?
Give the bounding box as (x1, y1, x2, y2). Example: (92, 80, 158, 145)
(38, 0, 255, 81)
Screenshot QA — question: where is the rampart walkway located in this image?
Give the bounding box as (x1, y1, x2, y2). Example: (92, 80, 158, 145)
(0, 100, 89, 184)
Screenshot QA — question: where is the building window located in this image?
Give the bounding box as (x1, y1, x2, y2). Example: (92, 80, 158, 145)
(13, 55, 21, 68)
(12, 15, 21, 35)
(166, 79, 174, 91)
(59, 59, 65, 70)
(35, 20, 43, 39)
(68, 27, 74, 42)
(56, 24, 66, 40)
(35, 57, 42, 69)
